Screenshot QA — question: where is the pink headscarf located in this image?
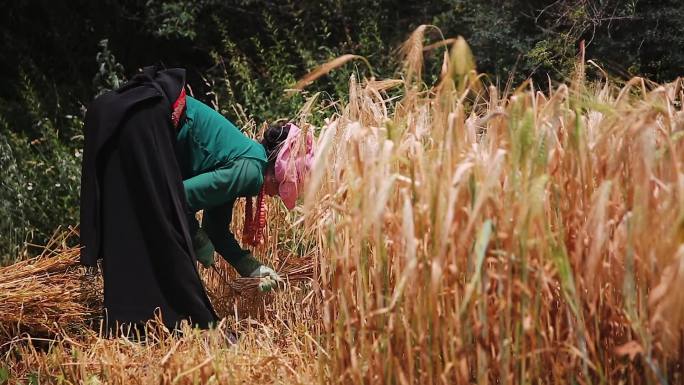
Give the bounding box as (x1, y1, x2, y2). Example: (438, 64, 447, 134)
(274, 123, 314, 210)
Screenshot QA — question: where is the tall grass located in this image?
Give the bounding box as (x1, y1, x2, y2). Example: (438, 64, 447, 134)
(304, 29, 684, 384)
(3, 28, 683, 384)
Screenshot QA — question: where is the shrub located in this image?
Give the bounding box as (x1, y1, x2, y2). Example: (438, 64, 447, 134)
(0, 74, 82, 264)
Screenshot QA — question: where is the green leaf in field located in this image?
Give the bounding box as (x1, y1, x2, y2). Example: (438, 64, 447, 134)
(533, 129, 548, 171)
(0, 366, 9, 384)
(458, 219, 492, 317)
(28, 372, 38, 385)
(85, 375, 102, 385)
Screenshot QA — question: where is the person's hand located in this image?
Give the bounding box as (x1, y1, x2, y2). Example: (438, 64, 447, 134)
(193, 228, 215, 267)
(249, 265, 283, 292)
(229, 254, 283, 291)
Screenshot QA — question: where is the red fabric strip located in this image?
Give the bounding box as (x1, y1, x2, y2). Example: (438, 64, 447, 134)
(171, 87, 187, 128)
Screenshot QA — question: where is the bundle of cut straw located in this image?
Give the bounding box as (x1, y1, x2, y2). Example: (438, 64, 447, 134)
(210, 257, 313, 293)
(0, 247, 102, 341)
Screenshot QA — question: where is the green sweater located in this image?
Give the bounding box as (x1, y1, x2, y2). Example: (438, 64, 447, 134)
(176, 96, 267, 263)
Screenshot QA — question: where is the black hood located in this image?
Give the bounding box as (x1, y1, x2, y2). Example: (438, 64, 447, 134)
(121, 66, 186, 103)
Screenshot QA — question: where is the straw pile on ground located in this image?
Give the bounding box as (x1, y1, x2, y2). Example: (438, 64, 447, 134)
(0, 245, 313, 342)
(0, 247, 101, 342)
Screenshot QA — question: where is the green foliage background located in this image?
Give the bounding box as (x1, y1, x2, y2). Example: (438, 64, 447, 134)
(0, 0, 682, 264)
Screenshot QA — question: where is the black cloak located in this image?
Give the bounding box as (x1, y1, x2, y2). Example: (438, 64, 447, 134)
(79, 67, 218, 332)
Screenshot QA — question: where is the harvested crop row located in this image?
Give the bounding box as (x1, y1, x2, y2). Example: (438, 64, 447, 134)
(0, 248, 101, 341)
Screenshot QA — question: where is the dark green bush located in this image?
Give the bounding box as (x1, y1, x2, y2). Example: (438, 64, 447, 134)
(0, 74, 82, 265)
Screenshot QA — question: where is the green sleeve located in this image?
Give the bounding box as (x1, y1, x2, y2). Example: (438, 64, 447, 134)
(183, 158, 264, 212)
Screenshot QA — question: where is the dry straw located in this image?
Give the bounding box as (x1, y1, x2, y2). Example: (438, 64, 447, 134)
(0, 247, 101, 341)
(290, 54, 371, 92)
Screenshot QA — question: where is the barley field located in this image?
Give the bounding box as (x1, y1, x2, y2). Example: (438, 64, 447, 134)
(2, 28, 684, 384)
